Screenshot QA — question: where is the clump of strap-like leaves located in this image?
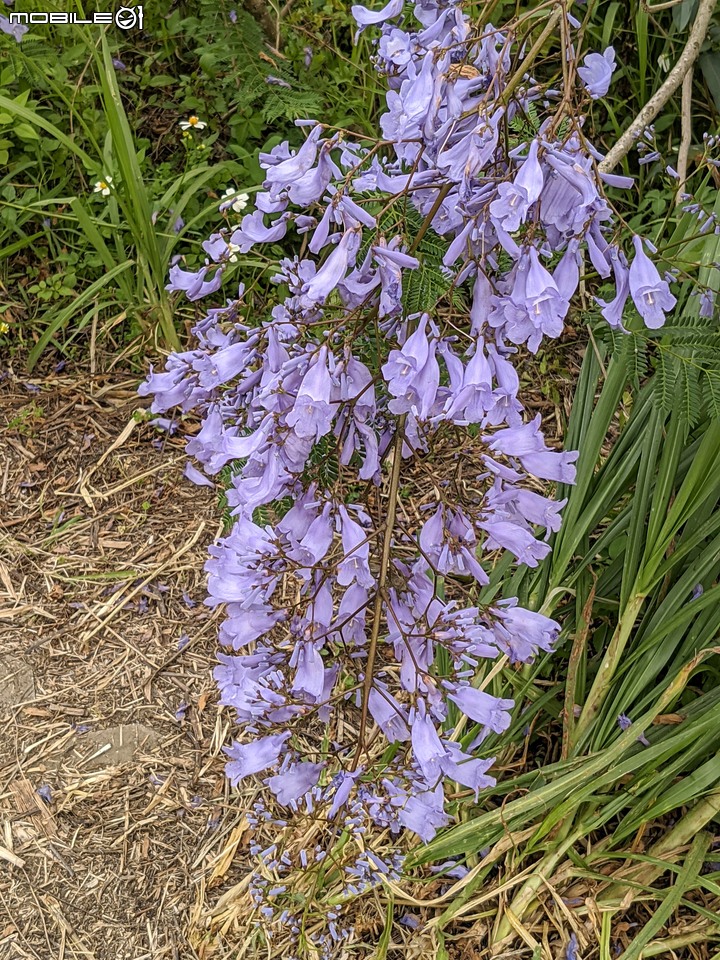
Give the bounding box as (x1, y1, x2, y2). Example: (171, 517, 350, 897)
(140, 0, 676, 952)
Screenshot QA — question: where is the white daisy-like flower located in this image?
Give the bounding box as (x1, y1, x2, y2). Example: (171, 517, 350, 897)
(179, 115, 206, 131)
(220, 187, 250, 214)
(93, 176, 113, 196)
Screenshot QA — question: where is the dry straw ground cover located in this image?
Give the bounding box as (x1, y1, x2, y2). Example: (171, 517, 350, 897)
(0, 362, 257, 960)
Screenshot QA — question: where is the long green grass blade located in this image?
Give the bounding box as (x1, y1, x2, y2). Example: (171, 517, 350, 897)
(27, 260, 133, 370)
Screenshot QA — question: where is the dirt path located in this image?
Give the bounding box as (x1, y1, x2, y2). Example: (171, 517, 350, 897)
(0, 366, 248, 960)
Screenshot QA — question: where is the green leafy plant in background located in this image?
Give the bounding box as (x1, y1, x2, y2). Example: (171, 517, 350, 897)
(0, 43, 222, 365)
(0, 0, 373, 367)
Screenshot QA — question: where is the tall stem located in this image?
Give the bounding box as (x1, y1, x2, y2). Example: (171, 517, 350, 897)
(351, 180, 453, 771)
(351, 420, 406, 771)
(573, 591, 645, 747)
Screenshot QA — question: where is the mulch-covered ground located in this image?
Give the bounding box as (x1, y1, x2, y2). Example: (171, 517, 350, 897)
(0, 363, 254, 960)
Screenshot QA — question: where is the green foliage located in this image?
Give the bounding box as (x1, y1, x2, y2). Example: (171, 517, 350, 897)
(403, 262, 455, 315)
(0, 0, 370, 366)
(355, 200, 459, 319)
(306, 434, 340, 489)
(597, 188, 720, 426)
(200, 9, 323, 126)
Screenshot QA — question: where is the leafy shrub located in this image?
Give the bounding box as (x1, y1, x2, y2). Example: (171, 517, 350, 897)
(0, 0, 368, 361)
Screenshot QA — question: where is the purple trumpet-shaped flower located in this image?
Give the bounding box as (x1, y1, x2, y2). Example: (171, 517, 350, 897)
(587, 225, 613, 278)
(266, 762, 324, 805)
(184, 461, 215, 488)
(382, 317, 440, 419)
(395, 783, 450, 842)
(352, 0, 404, 30)
(214, 653, 286, 723)
(489, 140, 543, 233)
(301, 227, 361, 305)
(484, 416, 546, 457)
(486, 416, 578, 483)
(264, 125, 323, 185)
(286, 348, 336, 441)
(444, 339, 493, 423)
(368, 685, 411, 742)
(337, 505, 375, 588)
(490, 485, 567, 539)
(518, 247, 570, 350)
(698, 289, 715, 318)
(333, 584, 369, 646)
(596, 246, 631, 329)
(578, 47, 616, 99)
(629, 236, 676, 328)
(478, 516, 552, 567)
(419, 505, 488, 584)
(288, 503, 335, 568)
(288, 143, 340, 206)
(410, 704, 446, 783)
(448, 686, 514, 733)
(223, 733, 290, 786)
(618, 713, 651, 747)
(566, 934, 580, 960)
(520, 448, 578, 484)
(0, 13, 27, 41)
(191, 338, 257, 390)
(380, 50, 437, 151)
(379, 28, 413, 66)
(290, 639, 325, 700)
(167, 263, 224, 301)
(230, 211, 289, 253)
(440, 743, 496, 795)
(373, 244, 419, 317)
(490, 600, 560, 662)
(554, 242, 581, 302)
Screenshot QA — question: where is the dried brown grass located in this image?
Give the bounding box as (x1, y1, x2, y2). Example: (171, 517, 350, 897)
(0, 364, 251, 960)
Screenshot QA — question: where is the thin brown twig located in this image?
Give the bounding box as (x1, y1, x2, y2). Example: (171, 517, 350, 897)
(350, 181, 454, 771)
(499, 7, 564, 108)
(350, 423, 406, 773)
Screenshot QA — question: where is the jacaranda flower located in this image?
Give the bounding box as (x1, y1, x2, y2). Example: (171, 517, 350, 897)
(578, 47, 616, 99)
(629, 235, 677, 328)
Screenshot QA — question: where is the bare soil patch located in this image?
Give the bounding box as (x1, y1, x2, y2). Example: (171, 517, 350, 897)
(0, 364, 249, 960)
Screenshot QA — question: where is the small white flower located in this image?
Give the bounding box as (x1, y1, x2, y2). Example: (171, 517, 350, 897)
(93, 176, 113, 196)
(179, 115, 207, 131)
(220, 187, 250, 214)
(227, 242, 241, 263)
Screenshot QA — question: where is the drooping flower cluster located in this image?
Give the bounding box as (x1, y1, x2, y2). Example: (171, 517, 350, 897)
(140, 0, 675, 948)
